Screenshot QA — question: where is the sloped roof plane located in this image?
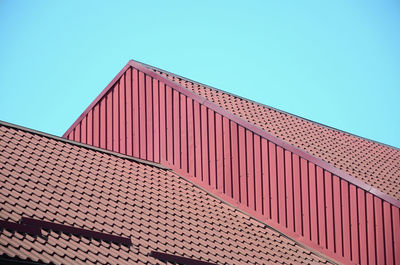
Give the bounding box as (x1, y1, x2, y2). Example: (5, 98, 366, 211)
(0, 121, 335, 264)
(62, 60, 400, 265)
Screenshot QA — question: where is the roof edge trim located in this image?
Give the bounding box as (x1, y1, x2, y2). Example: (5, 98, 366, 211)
(128, 60, 400, 209)
(0, 120, 170, 171)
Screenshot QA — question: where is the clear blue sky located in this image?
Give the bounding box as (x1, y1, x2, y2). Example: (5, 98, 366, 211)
(1, 0, 399, 148)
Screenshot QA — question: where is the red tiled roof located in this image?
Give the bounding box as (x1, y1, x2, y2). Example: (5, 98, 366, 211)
(0, 121, 336, 264)
(149, 66, 400, 201)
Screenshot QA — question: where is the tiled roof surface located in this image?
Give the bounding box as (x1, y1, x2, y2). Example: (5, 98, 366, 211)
(152, 69, 400, 201)
(0, 123, 334, 265)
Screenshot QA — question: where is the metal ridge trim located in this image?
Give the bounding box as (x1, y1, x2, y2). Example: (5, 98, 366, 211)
(136, 59, 400, 151)
(0, 120, 170, 171)
(128, 60, 400, 209)
(150, 251, 217, 265)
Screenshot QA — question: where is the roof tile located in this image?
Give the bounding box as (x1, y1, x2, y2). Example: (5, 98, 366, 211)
(0, 123, 336, 264)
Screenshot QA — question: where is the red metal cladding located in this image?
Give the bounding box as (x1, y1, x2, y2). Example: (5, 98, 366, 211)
(64, 61, 400, 265)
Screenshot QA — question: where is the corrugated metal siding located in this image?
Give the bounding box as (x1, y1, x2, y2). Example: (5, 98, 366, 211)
(65, 65, 400, 265)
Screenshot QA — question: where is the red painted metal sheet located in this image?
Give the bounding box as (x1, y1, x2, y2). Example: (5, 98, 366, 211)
(63, 63, 400, 265)
(159, 81, 166, 163)
(112, 83, 119, 152)
(238, 126, 247, 204)
(125, 67, 133, 156)
(293, 153, 302, 235)
(308, 162, 318, 242)
(201, 105, 209, 185)
(341, 179, 351, 261)
(301, 158, 310, 240)
(366, 192, 377, 265)
(187, 97, 194, 176)
(246, 130, 255, 209)
(146, 75, 153, 161)
(152, 78, 160, 163)
(277, 146, 286, 226)
(230, 122, 239, 202)
(223, 117, 231, 196)
(333, 175, 342, 255)
(173, 89, 180, 167)
(261, 139, 270, 218)
(215, 113, 223, 192)
(349, 184, 359, 264)
(180, 94, 187, 172)
(285, 150, 294, 231)
(119, 73, 126, 155)
(106, 92, 113, 151)
(133, 69, 140, 158)
(254, 135, 262, 213)
(317, 166, 327, 249)
(383, 202, 394, 265)
(139, 72, 146, 159)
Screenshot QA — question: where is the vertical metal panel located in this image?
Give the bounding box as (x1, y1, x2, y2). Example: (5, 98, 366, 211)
(159, 81, 166, 163)
(193, 100, 202, 180)
(277, 146, 286, 226)
(341, 179, 351, 260)
(112, 83, 119, 152)
(349, 184, 359, 263)
(285, 150, 294, 231)
(333, 175, 343, 255)
(367, 193, 377, 265)
(187, 97, 194, 176)
(93, 103, 100, 148)
(261, 139, 270, 218)
(139, 72, 146, 159)
(100, 97, 106, 149)
(230, 122, 239, 202)
(325, 171, 335, 253)
(173, 90, 180, 168)
(146, 76, 153, 161)
(180, 94, 187, 172)
(133, 69, 140, 158)
(239, 126, 247, 204)
(152, 78, 159, 163)
(125, 67, 133, 157)
(358, 188, 368, 265)
(383, 202, 394, 265)
(317, 166, 327, 248)
(106, 92, 113, 151)
(223, 117, 231, 197)
(269, 142, 278, 223)
(65, 65, 400, 265)
(393, 206, 400, 264)
(246, 130, 254, 209)
(215, 113, 223, 193)
(201, 105, 209, 185)
(374, 197, 385, 265)
(308, 162, 318, 242)
(254, 135, 262, 213)
(301, 158, 310, 239)
(119, 74, 126, 155)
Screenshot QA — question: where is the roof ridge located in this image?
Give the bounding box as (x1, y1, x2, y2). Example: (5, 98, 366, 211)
(128, 60, 400, 209)
(0, 120, 170, 171)
(137, 59, 400, 151)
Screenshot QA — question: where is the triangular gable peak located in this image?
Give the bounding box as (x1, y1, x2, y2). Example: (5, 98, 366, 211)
(64, 60, 400, 265)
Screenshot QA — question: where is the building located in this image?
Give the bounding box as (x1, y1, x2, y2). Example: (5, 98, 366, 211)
(1, 60, 399, 264)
